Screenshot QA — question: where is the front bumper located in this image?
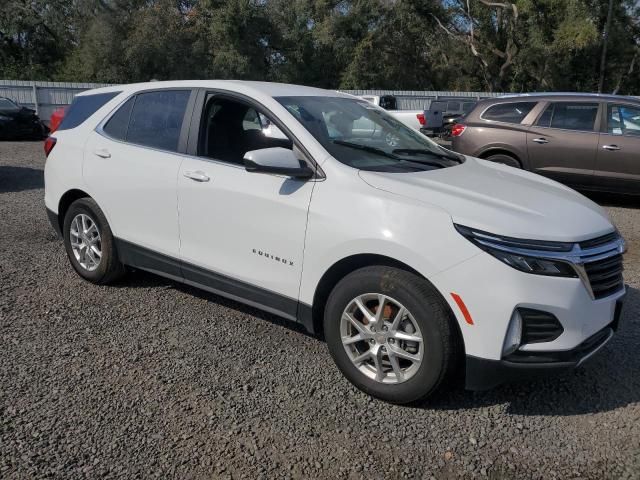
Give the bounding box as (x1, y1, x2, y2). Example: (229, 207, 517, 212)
(465, 294, 625, 390)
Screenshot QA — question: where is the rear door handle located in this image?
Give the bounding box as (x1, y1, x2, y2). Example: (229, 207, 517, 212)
(183, 170, 210, 182)
(602, 144, 621, 151)
(93, 148, 111, 158)
(532, 138, 549, 144)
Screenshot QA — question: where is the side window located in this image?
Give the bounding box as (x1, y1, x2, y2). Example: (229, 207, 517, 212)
(58, 91, 121, 131)
(608, 104, 640, 136)
(537, 102, 598, 132)
(535, 104, 553, 127)
(242, 108, 262, 131)
(199, 96, 293, 164)
(481, 102, 537, 124)
(447, 101, 461, 112)
(126, 90, 190, 152)
(103, 97, 134, 141)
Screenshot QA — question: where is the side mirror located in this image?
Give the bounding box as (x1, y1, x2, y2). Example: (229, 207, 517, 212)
(244, 147, 314, 179)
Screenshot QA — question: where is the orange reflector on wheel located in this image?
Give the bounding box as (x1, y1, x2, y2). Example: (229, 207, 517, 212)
(450, 293, 474, 325)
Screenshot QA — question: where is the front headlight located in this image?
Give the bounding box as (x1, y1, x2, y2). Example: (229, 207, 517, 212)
(0, 115, 11, 122)
(455, 224, 578, 278)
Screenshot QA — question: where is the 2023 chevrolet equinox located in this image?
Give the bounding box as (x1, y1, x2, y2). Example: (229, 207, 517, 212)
(44, 81, 627, 404)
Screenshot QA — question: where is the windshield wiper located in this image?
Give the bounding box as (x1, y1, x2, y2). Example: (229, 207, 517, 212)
(332, 140, 445, 170)
(392, 148, 463, 163)
(333, 140, 400, 160)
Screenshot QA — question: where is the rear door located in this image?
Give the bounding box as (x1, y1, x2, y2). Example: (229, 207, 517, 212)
(595, 103, 640, 193)
(526, 101, 601, 188)
(84, 89, 194, 268)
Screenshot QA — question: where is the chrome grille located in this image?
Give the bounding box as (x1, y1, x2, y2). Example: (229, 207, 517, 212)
(583, 254, 624, 299)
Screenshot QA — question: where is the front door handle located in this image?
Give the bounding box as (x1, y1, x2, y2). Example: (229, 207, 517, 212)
(183, 170, 210, 182)
(602, 144, 621, 151)
(532, 138, 549, 144)
(93, 148, 111, 158)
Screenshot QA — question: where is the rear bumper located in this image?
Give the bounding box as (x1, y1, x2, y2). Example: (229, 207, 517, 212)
(46, 207, 62, 237)
(465, 294, 625, 390)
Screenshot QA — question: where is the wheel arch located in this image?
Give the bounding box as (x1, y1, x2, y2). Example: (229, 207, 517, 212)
(477, 148, 523, 168)
(57, 189, 92, 232)
(307, 254, 465, 359)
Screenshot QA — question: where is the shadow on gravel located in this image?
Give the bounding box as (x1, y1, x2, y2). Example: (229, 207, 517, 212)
(423, 286, 640, 416)
(113, 270, 313, 338)
(0, 166, 43, 193)
(583, 191, 640, 209)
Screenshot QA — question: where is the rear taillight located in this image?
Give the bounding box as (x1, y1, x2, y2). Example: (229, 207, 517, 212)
(44, 136, 57, 158)
(49, 107, 66, 134)
(416, 113, 426, 126)
(451, 124, 466, 137)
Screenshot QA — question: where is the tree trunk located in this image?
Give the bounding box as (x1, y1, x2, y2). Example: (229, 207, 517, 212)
(598, 0, 615, 93)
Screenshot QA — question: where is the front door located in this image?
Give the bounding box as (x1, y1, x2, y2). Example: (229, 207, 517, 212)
(177, 94, 316, 320)
(595, 103, 640, 194)
(526, 101, 600, 189)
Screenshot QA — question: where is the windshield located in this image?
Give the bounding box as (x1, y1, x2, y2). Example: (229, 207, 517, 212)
(275, 96, 464, 172)
(0, 98, 20, 112)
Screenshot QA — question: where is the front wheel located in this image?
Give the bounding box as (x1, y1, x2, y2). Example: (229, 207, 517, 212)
(324, 266, 458, 404)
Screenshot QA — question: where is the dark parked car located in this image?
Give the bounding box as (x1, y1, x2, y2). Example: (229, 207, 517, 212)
(451, 93, 640, 195)
(0, 97, 48, 140)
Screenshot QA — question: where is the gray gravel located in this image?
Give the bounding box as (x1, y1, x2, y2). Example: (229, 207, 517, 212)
(1, 141, 639, 479)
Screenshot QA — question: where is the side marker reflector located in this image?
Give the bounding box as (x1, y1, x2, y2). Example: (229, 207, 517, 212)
(450, 293, 474, 325)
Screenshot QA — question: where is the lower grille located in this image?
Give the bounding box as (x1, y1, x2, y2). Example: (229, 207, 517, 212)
(519, 308, 563, 344)
(584, 254, 624, 299)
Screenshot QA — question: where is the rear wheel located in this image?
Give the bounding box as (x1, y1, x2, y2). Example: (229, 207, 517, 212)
(324, 266, 457, 404)
(63, 198, 125, 284)
(485, 153, 521, 168)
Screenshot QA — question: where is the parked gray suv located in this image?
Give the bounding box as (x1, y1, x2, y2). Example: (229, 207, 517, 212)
(451, 93, 640, 195)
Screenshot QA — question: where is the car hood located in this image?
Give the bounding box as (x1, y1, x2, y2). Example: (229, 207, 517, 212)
(358, 156, 614, 242)
(0, 107, 38, 120)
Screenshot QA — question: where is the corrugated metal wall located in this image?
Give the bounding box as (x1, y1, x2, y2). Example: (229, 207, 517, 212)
(340, 89, 502, 110)
(0, 80, 506, 123)
(0, 80, 113, 125)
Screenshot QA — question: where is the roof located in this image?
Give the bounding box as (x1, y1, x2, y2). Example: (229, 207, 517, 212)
(76, 80, 349, 99)
(495, 92, 640, 103)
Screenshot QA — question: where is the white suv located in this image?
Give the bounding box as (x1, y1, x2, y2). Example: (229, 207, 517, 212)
(44, 81, 626, 404)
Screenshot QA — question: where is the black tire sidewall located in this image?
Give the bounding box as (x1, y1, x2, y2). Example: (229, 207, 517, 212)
(324, 267, 451, 404)
(486, 153, 521, 168)
(62, 198, 118, 284)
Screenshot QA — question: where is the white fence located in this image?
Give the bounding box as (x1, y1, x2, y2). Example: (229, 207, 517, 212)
(0, 80, 503, 124)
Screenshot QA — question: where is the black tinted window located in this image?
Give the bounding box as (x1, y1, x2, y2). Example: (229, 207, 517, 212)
(103, 97, 134, 141)
(482, 102, 537, 123)
(58, 91, 121, 131)
(126, 90, 190, 152)
(537, 102, 598, 131)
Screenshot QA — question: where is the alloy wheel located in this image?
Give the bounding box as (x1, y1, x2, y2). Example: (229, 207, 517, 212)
(70, 213, 102, 271)
(340, 293, 423, 384)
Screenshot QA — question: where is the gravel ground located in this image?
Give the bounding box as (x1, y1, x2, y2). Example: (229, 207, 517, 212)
(1, 141, 639, 479)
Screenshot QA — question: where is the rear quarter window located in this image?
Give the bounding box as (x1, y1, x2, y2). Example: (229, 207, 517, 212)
(57, 91, 121, 131)
(481, 102, 537, 124)
(125, 90, 190, 152)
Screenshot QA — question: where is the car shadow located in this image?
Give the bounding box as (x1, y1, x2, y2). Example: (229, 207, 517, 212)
(112, 269, 312, 337)
(115, 270, 639, 415)
(421, 285, 640, 416)
(0, 166, 44, 193)
(582, 191, 640, 209)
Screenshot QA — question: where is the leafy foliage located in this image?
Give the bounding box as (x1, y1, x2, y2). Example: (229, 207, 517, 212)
(1, 0, 638, 94)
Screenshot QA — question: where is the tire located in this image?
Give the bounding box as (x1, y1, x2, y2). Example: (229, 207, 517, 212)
(485, 153, 521, 168)
(323, 266, 458, 404)
(62, 197, 125, 284)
